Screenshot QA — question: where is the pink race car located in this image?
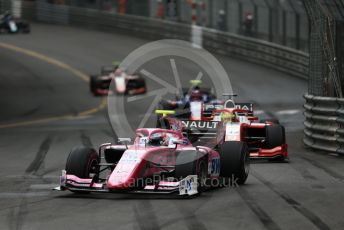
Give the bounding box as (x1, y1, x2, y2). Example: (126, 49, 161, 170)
(54, 114, 249, 196)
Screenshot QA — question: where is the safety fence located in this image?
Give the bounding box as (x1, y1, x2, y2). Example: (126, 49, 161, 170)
(11, 0, 309, 80)
(0, 0, 11, 12)
(67, 0, 309, 52)
(304, 94, 344, 155)
(202, 28, 308, 79)
(1, 0, 309, 51)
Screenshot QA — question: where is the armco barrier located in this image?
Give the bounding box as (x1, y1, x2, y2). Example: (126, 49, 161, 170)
(18, 1, 309, 80)
(69, 7, 191, 41)
(304, 94, 344, 154)
(202, 29, 309, 79)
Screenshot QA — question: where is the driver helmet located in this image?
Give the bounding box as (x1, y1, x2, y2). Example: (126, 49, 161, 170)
(220, 112, 236, 122)
(114, 68, 124, 77)
(190, 89, 202, 101)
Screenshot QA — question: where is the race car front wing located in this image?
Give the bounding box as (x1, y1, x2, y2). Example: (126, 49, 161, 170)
(54, 170, 198, 196)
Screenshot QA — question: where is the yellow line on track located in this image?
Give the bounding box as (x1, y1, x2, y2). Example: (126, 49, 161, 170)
(0, 42, 89, 82)
(0, 42, 107, 129)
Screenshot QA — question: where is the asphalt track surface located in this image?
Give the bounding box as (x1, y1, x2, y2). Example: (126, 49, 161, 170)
(0, 24, 344, 230)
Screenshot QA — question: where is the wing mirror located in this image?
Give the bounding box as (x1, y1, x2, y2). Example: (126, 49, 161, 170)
(169, 139, 184, 149)
(172, 140, 184, 145)
(248, 116, 258, 121)
(118, 138, 132, 149)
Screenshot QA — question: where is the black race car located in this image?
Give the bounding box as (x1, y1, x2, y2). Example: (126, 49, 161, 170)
(0, 12, 30, 33)
(157, 80, 220, 119)
(90, 65, 146, 96)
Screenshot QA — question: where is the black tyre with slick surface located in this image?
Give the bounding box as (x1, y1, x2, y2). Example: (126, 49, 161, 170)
(65, 146, 99, 179)
(175, 150, 198, 178)
(265, 125, 285, 149)
(196, 159, 208, 192)
(219, 141, 249, 185)
(90, 75, 99, 93)
(138, 77, 146, 88)
(175, 150, 208, 193)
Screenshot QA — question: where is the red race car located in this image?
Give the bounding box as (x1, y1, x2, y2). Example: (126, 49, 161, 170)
(157, 97, 288, 161)
(54, 113, 249, 196)
(90, 66, 146, 96)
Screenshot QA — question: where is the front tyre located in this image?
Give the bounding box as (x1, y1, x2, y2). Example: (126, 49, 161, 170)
(175, 150, 207, 194)
(65, 147, 99, 179)
(265, 125, 285, 149)
(219, 142, 249, 185)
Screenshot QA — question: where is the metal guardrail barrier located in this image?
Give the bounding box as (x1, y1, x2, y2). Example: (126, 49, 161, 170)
(202, 28, 309, 79)
(304, 94, 344, 155)
(65, 0, 311, 52)
(69, 7, 191, 42)
(16, 1, 309, 80)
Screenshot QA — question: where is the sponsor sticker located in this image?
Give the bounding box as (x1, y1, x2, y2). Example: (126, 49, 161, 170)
(204, 104, 224, 110)
(235, 103, 253, 112)
(190, 101, 202, 120)
(182, 120, 218, 129)
(225, 124, 241, 141)
(209, 158, 220, 176)
(179, 175, 198, 196)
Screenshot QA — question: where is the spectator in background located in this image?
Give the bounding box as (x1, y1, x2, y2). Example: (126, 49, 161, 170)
(167, 0, 177, 21)
(217, 9, 226, 31)
(243, 11, 254, 36)
(119, 0, 127, 15)
(156, 0, 165, 19)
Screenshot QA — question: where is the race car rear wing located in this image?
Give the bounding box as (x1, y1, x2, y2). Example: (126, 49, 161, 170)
(234, 103, 254, 116)
(204, 102, 254, 117)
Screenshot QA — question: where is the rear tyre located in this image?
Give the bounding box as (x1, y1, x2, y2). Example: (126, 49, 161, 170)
(265, 125, 285, 149)
(21, 24, 30, 33)
(90, 76, 100, 95)
(197, 159, 208, 192)
(219, 142, 249, 185)
(138, 77, 146, 90)
(23, 28, 30, 33)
